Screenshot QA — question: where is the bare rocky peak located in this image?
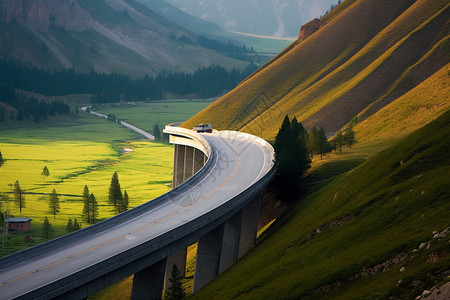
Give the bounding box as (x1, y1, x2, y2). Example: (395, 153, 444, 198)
(0, 0, 93, 32)
(298, 18, 326, 40)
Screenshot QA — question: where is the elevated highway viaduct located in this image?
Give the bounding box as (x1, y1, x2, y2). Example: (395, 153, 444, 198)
(0, 126, 275, 299)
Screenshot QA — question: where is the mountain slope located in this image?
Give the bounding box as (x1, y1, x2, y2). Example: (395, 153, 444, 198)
(355, 63, 449, 144)
(166, 0, 337, 37)
(0, 0, 247, 75)
(183, 0, 449, 139)
(191, 104, 450, 300)
(135, 0, 223, 36)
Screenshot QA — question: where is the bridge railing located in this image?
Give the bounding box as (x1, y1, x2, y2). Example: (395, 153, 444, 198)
(164, 125, 212, 157)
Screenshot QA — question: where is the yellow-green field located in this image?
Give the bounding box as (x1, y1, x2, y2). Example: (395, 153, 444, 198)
(0, 114, 174, 256)
(93, 100, 214, 134)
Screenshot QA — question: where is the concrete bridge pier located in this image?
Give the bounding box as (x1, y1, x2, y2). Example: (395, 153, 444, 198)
(172, 144, 207, 188)
(218, 211, 243, 275)
(192, 225, 224, 293)
(238, 194, 261, 259)
(192, 192, 262, 292)
(164, 248, 187, 291)
(131, 258, 167, 300)
(161, 133, 264, 296)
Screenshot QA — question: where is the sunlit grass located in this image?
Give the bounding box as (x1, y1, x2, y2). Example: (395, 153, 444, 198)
(93, 100, 213, 133)
(355, 63, 449, 144)
(190, 110, 450, 300)
(0, 113, 174, 257)
(184, 1, 449, 143)
(0, 139, 173, 256)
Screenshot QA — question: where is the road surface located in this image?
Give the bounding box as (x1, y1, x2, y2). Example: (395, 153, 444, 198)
(80, 106, 155, 140)
(0, 128, 274, 299)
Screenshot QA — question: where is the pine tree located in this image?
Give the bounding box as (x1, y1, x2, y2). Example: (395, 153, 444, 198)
(13, 180, 25, 214)
(42, 217, 52, 242)
(48, 188, 60, 219)
(307, 127, 319, 159)
(41, 166, 50, 179)
(317, 127, 331, 160)
(0, 194, 6, 225)
(82, 185, 91, 223)
(109, 172, 122, 207)
(343, 126, 356, 148)
(273, 116, 311, 203)
(73, 218, 81, 231)
(274, 116, 291, 151)
(89, 193, 99, 224)
(335, 131, 344, 150)
(0, 150, 4, 164)
(153, 124, 161, 140)
(165, 264, 185, 300)
(348, 115, 358, 127)
(66, 218, 73, 233)
(116, 189, 129, 215)
(122, 190, 129, 213)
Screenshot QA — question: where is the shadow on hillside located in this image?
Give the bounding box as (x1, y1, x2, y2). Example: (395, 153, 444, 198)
(304, 158, 366, 185)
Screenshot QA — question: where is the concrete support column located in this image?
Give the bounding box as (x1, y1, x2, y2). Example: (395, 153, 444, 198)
(193, 148, 206, 174)
(218, 211, 243, 275)
(183, 146, 194, 182)
(173, 145, 185, 188)
(172, 143, 206, 189)
(238, 193, 261, 259)
(192, 225, 224, 293)
(131, 258, 167, 300)
(164, 248, 187, 291)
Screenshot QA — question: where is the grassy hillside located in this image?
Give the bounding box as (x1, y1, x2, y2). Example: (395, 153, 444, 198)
(355, 63, 449, 144)
(183, 0, 449, 139)
(191, 105, 450, 300)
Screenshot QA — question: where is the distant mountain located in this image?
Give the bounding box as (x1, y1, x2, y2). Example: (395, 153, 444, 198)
(135, 0, 223, 36)
(184, 0, 450, 139)
(0, 0, 248, 75)
(165, 0, 338, 37)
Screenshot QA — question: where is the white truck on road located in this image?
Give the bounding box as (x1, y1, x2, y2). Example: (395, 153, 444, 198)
(193, 124, 212, 133)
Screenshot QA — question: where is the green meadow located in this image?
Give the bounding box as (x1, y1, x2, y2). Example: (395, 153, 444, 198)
(0, 101, 211, 256)
(92, 100, 214, 134)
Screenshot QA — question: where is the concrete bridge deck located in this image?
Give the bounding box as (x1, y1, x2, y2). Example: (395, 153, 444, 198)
(0, 127, 275, 299)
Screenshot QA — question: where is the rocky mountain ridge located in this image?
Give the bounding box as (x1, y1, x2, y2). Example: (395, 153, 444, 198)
(0, 0, 248, 75)
(0, 0, 93, 32)
(298, 18, 326, 40)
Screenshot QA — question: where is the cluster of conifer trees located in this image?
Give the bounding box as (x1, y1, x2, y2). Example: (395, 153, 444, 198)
(169, 33, 256, 62)
(0, 167, 129, 243)
(0, 59, 257, 102)
(0, 83, 71, 123)
(108, 172, 129, 215)
(273, 115, 357, 203)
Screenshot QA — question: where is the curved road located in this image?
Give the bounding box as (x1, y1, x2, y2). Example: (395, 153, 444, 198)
(0, 128, 274, 299)
(80, 106, 156, 140)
